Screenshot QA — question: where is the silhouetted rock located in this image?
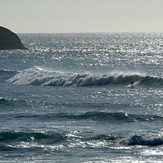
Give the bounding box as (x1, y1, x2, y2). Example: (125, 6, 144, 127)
(0, 26, 26, 50)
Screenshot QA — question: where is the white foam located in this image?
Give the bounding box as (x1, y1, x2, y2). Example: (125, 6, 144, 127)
(7, 66, 143, 86)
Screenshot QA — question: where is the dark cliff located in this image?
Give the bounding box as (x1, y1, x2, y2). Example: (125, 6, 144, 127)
(0, 26, 26, 50)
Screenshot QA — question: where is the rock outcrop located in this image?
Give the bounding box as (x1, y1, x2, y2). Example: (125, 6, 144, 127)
(0, 26, 26, 50)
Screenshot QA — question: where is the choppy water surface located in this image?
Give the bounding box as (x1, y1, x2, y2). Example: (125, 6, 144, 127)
(0, 33, 163, 162)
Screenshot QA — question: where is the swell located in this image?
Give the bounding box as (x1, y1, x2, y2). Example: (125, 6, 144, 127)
(14, 111, 163, 123)
(1, 97, 162, 123)
(7, 66, 163, 87)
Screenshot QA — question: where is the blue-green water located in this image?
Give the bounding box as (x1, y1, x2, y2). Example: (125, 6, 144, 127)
(1, 33, 163, 162)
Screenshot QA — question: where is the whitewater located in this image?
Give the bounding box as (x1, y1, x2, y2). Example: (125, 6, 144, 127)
(1, 33, 163, 162)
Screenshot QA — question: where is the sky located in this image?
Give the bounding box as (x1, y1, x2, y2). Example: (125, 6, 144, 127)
(1, 0, 163, 33)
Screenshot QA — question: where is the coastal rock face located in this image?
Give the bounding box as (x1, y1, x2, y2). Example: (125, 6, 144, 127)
(0, 26, 26, 50)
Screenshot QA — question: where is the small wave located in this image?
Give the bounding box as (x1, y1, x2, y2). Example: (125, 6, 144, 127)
(7, 66, 163, 87)
(1, 130, 163, 152)
(15, 111, 163, 123)
(123, 134, 163, 146)
(71, 112, 130, 122)
(59, 112, 163, 122)
(0, 131, 66, 145)
(0, 131, 119, 151)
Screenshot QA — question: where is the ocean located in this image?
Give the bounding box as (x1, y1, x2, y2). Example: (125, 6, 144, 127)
(0, 33, 163, 162)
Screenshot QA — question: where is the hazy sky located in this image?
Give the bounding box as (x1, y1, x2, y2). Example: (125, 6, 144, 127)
(1, 0, 163, 33)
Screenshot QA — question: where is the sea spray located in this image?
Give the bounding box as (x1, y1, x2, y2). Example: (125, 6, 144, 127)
(8, 66, 162, 87)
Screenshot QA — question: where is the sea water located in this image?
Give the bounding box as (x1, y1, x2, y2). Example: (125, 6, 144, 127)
(1, 33, 163, 162)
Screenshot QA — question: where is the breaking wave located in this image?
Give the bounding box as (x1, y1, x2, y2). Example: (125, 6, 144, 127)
(7, 66, 163, 86)
(1, 130, 163, 153)
(123, 133, 163, 146)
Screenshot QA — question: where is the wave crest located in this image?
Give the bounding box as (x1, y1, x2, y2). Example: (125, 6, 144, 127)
(123, 134, 163, 146)
(7, 66, 163, 87)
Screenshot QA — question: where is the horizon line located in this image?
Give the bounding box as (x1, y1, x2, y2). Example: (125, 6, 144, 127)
(17, 31, 163, 34)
